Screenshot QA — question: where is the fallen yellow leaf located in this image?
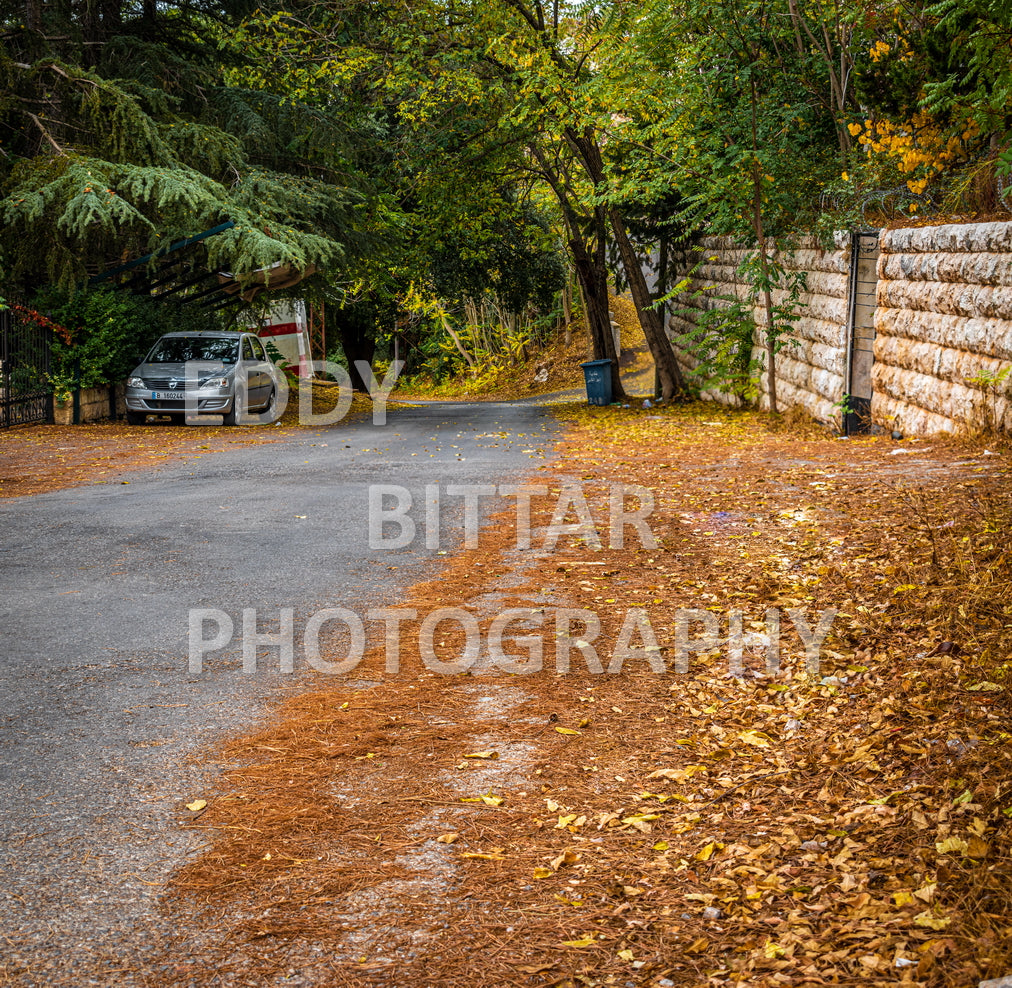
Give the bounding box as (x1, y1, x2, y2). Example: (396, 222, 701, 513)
(935, 836, 968, 855)
(967, 836, 990, 858)
(554, 893, 583, 906)
(647, 765, 707, 782)
(461, 794, 504, 806)
(186, 799, 206, 812)
(551, 849, 581, 869)
(695, 841, 723, 861)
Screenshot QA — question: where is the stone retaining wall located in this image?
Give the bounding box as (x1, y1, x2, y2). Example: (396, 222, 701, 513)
(667, 234, 851, 427)
(874, 221, 1012, 434)
(664, 220, 1012, 435)
(54, 384, 124, 425)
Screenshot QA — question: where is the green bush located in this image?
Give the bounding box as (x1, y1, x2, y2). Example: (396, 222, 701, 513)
(32, 287, 225, 401)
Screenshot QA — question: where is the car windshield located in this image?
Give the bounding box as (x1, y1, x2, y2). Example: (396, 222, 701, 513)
(146, 337, 238, 363)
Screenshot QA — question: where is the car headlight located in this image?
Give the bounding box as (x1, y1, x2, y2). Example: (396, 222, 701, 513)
(199, 376, 229, 390)
(127, 376, 144, 388)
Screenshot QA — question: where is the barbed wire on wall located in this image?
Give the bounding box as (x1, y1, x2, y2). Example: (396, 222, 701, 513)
(818, 186, 937, 222)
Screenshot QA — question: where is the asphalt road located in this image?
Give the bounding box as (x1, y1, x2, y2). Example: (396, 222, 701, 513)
(0, 399, 558, 982)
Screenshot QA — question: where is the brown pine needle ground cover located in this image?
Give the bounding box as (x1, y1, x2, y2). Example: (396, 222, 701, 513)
(148, 405, 1012, 988)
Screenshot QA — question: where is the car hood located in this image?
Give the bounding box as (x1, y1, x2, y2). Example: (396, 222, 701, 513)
(130, 361, 232, 381)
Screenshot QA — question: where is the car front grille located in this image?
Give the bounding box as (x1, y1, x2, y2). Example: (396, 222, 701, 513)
(142, 378, 192, 391)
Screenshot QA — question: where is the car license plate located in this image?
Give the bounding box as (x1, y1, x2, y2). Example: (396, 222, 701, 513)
(152, 391, 186, 400)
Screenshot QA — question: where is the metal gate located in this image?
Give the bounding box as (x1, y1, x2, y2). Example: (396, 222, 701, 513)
(1, 307, 53, 428)
(844, 231, 880, 434)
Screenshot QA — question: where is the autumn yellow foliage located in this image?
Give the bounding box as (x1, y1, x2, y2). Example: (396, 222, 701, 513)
(850, 111, 980, 195)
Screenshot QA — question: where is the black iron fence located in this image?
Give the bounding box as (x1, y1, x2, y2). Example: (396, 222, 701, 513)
(1, 306, 53, 428)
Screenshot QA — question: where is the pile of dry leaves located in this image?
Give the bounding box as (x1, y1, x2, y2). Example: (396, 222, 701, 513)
(160, 404, 1011, 987)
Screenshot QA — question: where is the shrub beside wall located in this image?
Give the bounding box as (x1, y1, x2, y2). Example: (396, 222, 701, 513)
(35, 287, 225, 405)
(667, 234, 851, 427)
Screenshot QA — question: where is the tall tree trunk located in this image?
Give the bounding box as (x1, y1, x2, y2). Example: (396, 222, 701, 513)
(564, 126, 686, 400)
(756, 236, 779, 415)
(786, 0, 855, 168)
(749, 77, 779, 415)
(531, 141, 624, 399)
(82, 0, 101, 64)
(102, 0, 122, 32)
(562, 273, 572, 346)
(336, 307, 378, 392)
(591, 206, 624, 400)
(566, 210, 623, 399)
(24, 0, 41, 32)
(608, 206, 686, 400)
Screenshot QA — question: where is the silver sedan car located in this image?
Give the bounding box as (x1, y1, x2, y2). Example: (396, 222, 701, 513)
(124, 331, 279, 425)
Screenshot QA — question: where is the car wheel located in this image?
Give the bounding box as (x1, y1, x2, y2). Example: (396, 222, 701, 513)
(125, 411, 147, 426)
(261, 386, 277, 418)
(224, 391, 242, 426)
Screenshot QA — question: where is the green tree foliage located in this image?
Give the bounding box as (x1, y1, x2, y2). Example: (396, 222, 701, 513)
(615, 0, 839, 411)
(843, 0, 1010, 209)
(0, 0, 365, 295)
(5, 0, 1008, 406)
(469, 0, 689, 399)
(212, 0, 569, 382)
(430, 196, 565, 315)
(32, 286, 224, 399)
(923, 0, 1012, 150)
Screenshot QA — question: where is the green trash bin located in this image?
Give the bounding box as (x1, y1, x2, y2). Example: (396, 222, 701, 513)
(580, 358, 613, 406)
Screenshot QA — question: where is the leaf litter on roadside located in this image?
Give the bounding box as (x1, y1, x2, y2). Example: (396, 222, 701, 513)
(159, 402, 1012, 988)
